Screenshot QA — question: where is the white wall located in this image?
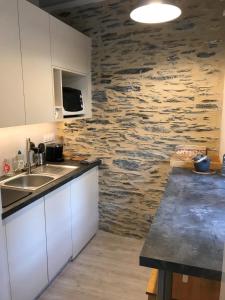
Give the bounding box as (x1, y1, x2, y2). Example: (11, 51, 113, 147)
(0, 123, 56, 175)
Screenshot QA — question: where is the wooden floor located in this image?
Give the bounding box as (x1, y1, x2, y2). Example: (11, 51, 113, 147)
(39, 230, 149, 300)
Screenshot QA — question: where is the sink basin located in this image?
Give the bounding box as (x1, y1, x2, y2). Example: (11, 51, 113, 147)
(33, 164, 79, 177)
(0, 164, 79, 191)
(3, 174, 55, 190)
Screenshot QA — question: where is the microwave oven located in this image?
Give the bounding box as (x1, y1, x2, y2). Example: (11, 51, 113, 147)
(62, 87, 84, 117)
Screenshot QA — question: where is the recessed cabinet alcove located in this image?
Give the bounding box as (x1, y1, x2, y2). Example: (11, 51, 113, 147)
(53, 68, 92, 121)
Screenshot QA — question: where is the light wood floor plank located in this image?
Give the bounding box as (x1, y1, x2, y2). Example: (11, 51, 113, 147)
(39, 230, 149, 300)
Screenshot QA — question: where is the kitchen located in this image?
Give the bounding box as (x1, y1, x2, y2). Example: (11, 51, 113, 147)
(0, 0, 225, 299)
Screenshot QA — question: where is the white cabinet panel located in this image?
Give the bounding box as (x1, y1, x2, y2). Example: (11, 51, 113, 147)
(18, 0, 54, 124)
(71, 167, 99, 258)
(5, 198, 48, 300)
(0, 194, 11, 300)
(0, 0, 25, 128)
(50, 16, 91, 74)
(45, 183, 72, 281)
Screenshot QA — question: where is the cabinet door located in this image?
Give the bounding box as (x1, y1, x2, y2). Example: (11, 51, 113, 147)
(0, 0, 25, 128)
(71, 167, 99, 258)
(5, 198, 48, 300)
(45, 183, 72, 281)
(50, 16, 91, 74)
(0, 194, 11, 300)
(18, 0, 54, 124)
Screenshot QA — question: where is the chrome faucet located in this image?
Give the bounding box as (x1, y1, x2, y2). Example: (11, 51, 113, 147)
(26, 138, 32, 174)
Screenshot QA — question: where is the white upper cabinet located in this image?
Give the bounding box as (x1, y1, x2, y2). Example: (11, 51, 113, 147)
(18, 0, 54, 124)
(50, 16, 91, 74)
(45, 183, 72, 282)
(0, 0, 91, 128)
(0, 0, 25, 128)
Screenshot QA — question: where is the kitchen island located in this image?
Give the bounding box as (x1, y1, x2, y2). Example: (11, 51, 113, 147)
(140, 168, 225, 300)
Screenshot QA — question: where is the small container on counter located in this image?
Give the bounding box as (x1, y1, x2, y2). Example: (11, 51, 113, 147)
(2, 159, 14, 176)
(193, 154, 211, 173)
(221, 154, 225, 176)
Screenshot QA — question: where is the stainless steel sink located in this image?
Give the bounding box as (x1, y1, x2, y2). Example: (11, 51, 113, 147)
(0, 164, 79, 191)
(3, 174, 55, 190)
(33, 164, 79, 177)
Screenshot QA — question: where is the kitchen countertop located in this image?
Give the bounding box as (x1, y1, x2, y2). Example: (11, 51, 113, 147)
(1, 160, 101, 219)
(140, 167, 225, 281)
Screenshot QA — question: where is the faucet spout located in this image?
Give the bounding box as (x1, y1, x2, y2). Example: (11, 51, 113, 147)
(26, 138, 32, 175)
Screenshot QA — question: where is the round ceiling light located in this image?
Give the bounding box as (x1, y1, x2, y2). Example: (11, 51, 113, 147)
(130, 2, 182, 24)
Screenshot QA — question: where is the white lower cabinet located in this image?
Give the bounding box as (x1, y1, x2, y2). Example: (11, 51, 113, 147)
(4, 167, 99, 299)
(5, 198, 48, 300)
(0, 225, 11, 300)
(0, 194, 11, 300)
(44, 183, 72, 281)
(71, 167, 99, 258)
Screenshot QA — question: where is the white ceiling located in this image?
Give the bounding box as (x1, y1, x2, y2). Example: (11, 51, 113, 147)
(40, 0, 106, 10)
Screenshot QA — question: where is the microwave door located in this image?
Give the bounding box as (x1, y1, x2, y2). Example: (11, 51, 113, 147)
(62, 87, 83, 116)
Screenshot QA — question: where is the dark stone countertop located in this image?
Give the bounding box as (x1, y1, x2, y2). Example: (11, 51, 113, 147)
(140, 167, 225, 281)
(1, 160, 101, 220)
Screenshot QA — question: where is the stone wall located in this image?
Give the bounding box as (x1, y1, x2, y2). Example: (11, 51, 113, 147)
(55, 0, 225, 238)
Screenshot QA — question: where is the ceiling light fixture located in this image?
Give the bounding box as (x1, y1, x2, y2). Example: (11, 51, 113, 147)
(130, 2, 182, 24)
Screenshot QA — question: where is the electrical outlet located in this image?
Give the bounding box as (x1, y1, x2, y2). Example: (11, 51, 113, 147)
(182, 275, 189, 283)
(43, 135, 50, 143)
(48, 133, 55, 143)
(43, 133, 55, 143)
(43, 135, 48, 143)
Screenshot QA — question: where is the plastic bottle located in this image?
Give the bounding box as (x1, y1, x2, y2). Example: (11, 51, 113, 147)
(17, 150, 25, 171)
